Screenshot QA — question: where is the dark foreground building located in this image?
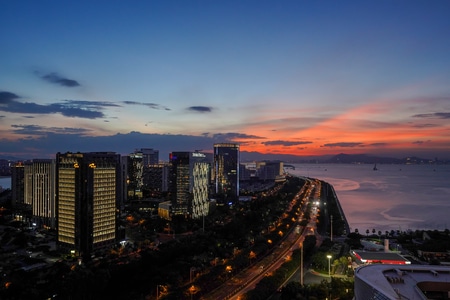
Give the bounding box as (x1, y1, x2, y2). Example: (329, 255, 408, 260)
(213, 143, 239, 200)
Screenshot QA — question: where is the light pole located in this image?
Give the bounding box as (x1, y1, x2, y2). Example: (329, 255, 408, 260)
(300, 242, 303, 286)
(327, 254, 332, 277)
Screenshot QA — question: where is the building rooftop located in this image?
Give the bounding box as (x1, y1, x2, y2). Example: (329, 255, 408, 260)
(355, 264, 450, 300)
(352, 250, 411, 264)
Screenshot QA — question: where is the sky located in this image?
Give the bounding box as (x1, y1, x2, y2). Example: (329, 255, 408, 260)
(1, 0, 450, 161)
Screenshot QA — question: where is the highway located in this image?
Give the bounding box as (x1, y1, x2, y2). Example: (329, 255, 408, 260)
(203, 178, 324, 300)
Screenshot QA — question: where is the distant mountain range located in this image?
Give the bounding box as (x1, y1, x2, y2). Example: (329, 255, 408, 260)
(1, 152, 447, 165)
(240, 152, 446, 164)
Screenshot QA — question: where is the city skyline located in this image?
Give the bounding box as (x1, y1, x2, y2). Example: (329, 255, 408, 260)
(1, 1, 450, 160)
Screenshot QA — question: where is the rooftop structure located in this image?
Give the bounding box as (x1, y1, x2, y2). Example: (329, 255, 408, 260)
(352, 250, 411, 265)
(355, 264, 450, 300)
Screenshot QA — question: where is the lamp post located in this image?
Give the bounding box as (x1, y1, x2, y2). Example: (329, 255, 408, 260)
(327, 255, 332, 277)
(300, 242, 303, 286)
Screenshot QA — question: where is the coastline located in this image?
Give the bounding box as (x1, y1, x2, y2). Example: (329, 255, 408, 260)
(290, 163, 450, 233)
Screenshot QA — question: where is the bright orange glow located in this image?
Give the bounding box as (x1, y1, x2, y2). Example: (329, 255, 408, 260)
(234, 99, 450, 158)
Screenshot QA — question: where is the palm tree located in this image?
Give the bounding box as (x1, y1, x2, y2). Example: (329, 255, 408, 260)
(366, 229, 369, 236)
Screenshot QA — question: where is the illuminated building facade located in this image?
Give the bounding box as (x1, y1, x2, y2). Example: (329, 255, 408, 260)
(126, 151, 144, 200)
(56, 152, 121, 258)
(213, 143, 239, 199)
(125, 148, 161, 201)
(24, 159, 56, 228)
(169, 152, 210, 219)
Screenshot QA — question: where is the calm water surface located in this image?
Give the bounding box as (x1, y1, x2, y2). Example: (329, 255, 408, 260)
(0, 177, 10, 190)
(290, 163, 450, 233)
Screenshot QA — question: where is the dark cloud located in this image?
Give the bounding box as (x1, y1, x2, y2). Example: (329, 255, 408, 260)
(369, 142, 388, 147)
(412, 123, 438, 128)
(0, 131, 218, 159)
(412, 140, 431, 145)
(209, 132, 265, 140)
(262, 140, 313, 146)
(40, 72, 80, 87)
(413, 112, 450, 119)
(11, 124, 92, 136)
(123, 101, 170, 111)
(0, 91, 20, 103)
(0, 98, 115, 119)
(187, 106, 213, 113)
(322, 142, 364, 148)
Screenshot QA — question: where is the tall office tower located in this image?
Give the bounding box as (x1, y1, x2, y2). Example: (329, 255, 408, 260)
(24, 162, 33, 206)
(56, 152, 121, 258)
(257, 161, 284, 181)
(169, 152, 210, 219)
(141, 148, 159, 165)
(126, 151, 144, 200)
(24, 159, 56, 228)
(213, 143, 240, 199)
(146, 162, 169, 195)
(11, 162, 25, 206)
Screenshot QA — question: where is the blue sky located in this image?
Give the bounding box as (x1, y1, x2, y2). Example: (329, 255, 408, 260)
(1, 0, 450, 160)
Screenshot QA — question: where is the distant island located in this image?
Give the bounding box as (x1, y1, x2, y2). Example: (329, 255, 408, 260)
(240, 152, 448, 165)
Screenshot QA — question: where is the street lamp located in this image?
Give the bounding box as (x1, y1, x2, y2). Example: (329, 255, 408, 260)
(300, 242, 303, 286)
(326, 254, 332, 277)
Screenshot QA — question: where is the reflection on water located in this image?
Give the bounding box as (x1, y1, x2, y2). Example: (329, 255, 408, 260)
(289, 164, 450, 233)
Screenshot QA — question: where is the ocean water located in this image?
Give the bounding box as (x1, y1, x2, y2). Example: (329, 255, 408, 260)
(0, 177, 10, 190)
(289, 163, 450, 233)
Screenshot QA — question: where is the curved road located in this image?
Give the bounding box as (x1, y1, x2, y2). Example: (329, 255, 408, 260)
(203, 178, 324, 300)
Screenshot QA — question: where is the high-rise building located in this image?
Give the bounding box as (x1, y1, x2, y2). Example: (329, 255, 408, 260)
(146, 162, 169, 195)
(124, 148, 160, 201)
(126, 151, 144, 200)
(56, 152, 121, 258)
(169, 151, 210, 219)
(141, 148, 159, 166)
(213, 143, 240, 199)
(11, 162, 25, 207)
(257, 161, 284, 181)
(24, 159, 56, 229)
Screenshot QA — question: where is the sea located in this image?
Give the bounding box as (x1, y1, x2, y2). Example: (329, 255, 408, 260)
(289, 163, 450, 234)
(1, 164, 449, 233)
(0, 177, 10, 191)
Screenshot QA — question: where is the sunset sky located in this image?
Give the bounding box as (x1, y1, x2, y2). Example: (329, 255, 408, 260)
(1, 0, 450, 160)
